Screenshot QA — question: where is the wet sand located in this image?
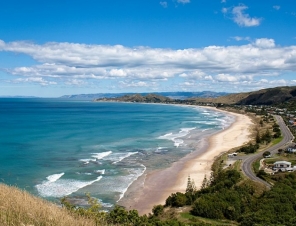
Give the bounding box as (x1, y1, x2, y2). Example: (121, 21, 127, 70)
(118, 107, 253, 215)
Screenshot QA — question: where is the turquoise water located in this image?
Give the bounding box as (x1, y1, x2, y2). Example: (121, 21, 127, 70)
(0, 98, 234, 207)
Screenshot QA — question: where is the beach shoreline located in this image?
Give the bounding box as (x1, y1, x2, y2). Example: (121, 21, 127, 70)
(118, 106, 254, 215)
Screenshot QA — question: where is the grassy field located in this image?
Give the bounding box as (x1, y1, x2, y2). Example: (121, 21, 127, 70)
(179, 212, 238, 225)
(0, 184, 107, 226)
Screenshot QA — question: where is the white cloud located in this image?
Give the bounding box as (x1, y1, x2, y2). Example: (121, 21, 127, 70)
(64, 79, 86, 86)
(221, 7, 228, 14)
(160, 1, 168, 8)
(1, 39, 296, 92)
(13, 77, 57, 86)
(216, 74, 238, 82)
(269, 79, 287, 85)
(179, 70, 207, 79)
(215, 74, 252, 82)
(232, 36, 250, 41)
(254, 38, 275, 48)
(273, 5, 280, 10)
(229, 5, 262, 27)
(221, 0, 226, 3)
(177, 0, 190, 4)
(119, 81, 153, 88)
(109, 69, 127, 77)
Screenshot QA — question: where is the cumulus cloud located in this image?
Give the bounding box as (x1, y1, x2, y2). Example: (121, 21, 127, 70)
(160, 1, 168, 8)
(232, 36, 250, 41)
(65, 79, 87, 86)
(224, 5, 262, 27)
(1, 39, 296, 91)
(215, 74, 253, 82)
(13, 77, 57, 86)
(254, 38, 275, 48)
(221, 7, 228, 14)
(176, 0, 190, 4)
(273, 5, 280, 10)
(119, 80, 156, 88)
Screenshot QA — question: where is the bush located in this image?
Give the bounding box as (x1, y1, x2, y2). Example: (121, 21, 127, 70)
(152, 205, 164, 217)
(165, 192, 188, 207)
(257, 170, 268, 179)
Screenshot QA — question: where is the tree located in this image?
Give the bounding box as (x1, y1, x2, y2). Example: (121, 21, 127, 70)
(201, 175, 208, 190)
(186, 175, 197, 194)
(165, 192, 187, 207)
(278, 149, 283, 154)
(262, 129, 271, 144)
(256, 131, 261, 144)
(152, 205, 164, 217)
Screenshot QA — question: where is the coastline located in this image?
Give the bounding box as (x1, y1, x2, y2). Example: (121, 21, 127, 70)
(118, 107, 254, 215)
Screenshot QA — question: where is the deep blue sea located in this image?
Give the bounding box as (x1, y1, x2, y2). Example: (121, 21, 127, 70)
(0, 98, 234, 208)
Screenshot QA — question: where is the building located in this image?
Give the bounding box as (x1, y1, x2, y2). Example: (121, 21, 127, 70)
(287, 146, 296, 153)
(273, 161, 292, 172)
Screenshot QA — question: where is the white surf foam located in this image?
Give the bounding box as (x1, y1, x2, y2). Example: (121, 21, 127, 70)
(202, 111, 210, 115)
(79, 159, 92, 164)
(117, 164, 146, 202)
(95, 169, 106, 175)
(108, 152, 138, 164)
(36, 175, 102, 198)
(158, 127, 195, 147)
(46, 173, 64, 182)
(79, 151, 112, 164)
(155, 147, 169, 153)
(91, 151, 112, 160)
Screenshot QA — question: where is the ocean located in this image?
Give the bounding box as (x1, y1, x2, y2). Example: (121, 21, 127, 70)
(0, 98, 234, 208)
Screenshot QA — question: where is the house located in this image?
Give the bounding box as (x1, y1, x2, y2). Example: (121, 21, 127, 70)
(287, 147, 296, 153)
(273, 161, 292, 172)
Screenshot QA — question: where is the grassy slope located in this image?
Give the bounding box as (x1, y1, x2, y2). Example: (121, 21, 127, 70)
(0, 184, 101, 226)
(191, 86, 296, 105)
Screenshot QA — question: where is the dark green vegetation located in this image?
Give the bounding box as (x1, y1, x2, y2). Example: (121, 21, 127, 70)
(163, 160, 296, 226)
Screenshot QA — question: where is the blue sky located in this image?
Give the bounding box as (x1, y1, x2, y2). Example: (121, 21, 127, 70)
(0, 0, 295, 97)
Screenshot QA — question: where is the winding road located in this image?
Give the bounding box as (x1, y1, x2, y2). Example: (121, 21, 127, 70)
(241, 115, 294, 188)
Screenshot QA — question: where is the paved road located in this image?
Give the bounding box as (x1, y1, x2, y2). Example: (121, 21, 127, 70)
(241, 115, 294, 188)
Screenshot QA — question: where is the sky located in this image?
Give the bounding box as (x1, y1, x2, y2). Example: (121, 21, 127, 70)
(0, 0, 296, 97)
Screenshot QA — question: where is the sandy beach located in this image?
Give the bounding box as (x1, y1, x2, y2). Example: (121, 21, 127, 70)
(118, 107, 254, 215)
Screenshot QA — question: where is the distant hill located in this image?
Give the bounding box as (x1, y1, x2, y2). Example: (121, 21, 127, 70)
(95, 93, 173, 103)
(190, 86, 296, 105)
(63, 86, 296, 105)
(60, 91, 229, 100)
(237, 86, 296, 105)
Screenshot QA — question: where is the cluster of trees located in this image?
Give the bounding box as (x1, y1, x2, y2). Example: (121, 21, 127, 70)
(256, 127, 276, 144)
(239, 124, 280, 154)
(165, 163, 296, 226)
(272, 123, 281, 138)
(238, 143, 259, 154)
